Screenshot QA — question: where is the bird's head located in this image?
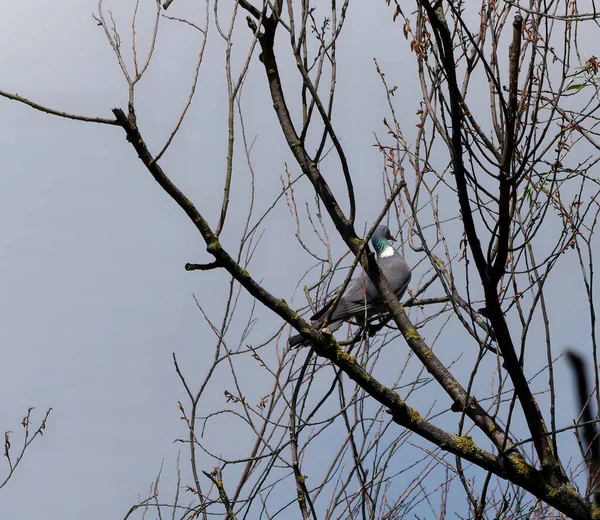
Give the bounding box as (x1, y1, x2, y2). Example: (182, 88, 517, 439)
(371, 225, 396, 258)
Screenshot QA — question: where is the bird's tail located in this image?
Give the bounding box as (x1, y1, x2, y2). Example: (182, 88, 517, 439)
(288, 333, 310, 348)
(288, 318, 343, 348)
(287, 306, 327, 349)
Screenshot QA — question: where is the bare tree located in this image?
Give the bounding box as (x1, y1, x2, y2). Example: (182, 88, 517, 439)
(4, 0, 600, 518)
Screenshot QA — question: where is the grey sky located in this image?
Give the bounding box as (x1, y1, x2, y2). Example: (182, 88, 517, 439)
(0, 1, 596, 519)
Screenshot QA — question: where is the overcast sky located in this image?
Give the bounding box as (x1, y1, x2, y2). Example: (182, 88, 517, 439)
(1, 2, 597, 519)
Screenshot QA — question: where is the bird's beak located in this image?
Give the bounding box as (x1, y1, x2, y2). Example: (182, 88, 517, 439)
(390, 235, 397, 242)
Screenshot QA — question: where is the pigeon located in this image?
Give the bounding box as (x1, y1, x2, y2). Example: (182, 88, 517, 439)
(288, 225, 411, 347)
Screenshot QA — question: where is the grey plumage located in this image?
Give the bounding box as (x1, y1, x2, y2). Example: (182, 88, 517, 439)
(288, 225, 411, 348)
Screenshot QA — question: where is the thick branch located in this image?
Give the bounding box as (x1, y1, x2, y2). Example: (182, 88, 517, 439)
(254, 16, 355, 244)
(203, 469, 237, 520)
(416, 4, 488, 280)
(491, 15, 521, 285)
(360, 245, 513, 452)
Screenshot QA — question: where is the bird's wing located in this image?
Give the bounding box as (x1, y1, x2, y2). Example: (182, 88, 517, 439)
(379, 252, 411, 300)
(330, 252, 411, 321)
(309, 270, 377, 326)
(312, 251, 412, 326)
(328, 272, 380, 321)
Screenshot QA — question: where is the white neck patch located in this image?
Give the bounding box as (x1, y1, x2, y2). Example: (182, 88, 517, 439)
(379, 245, 395, 258)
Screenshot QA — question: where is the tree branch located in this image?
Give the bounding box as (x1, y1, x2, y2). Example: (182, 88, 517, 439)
(0, 90, 118, 125)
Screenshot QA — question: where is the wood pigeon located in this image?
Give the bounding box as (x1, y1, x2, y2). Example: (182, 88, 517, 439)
(288, 225, 411, 347)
